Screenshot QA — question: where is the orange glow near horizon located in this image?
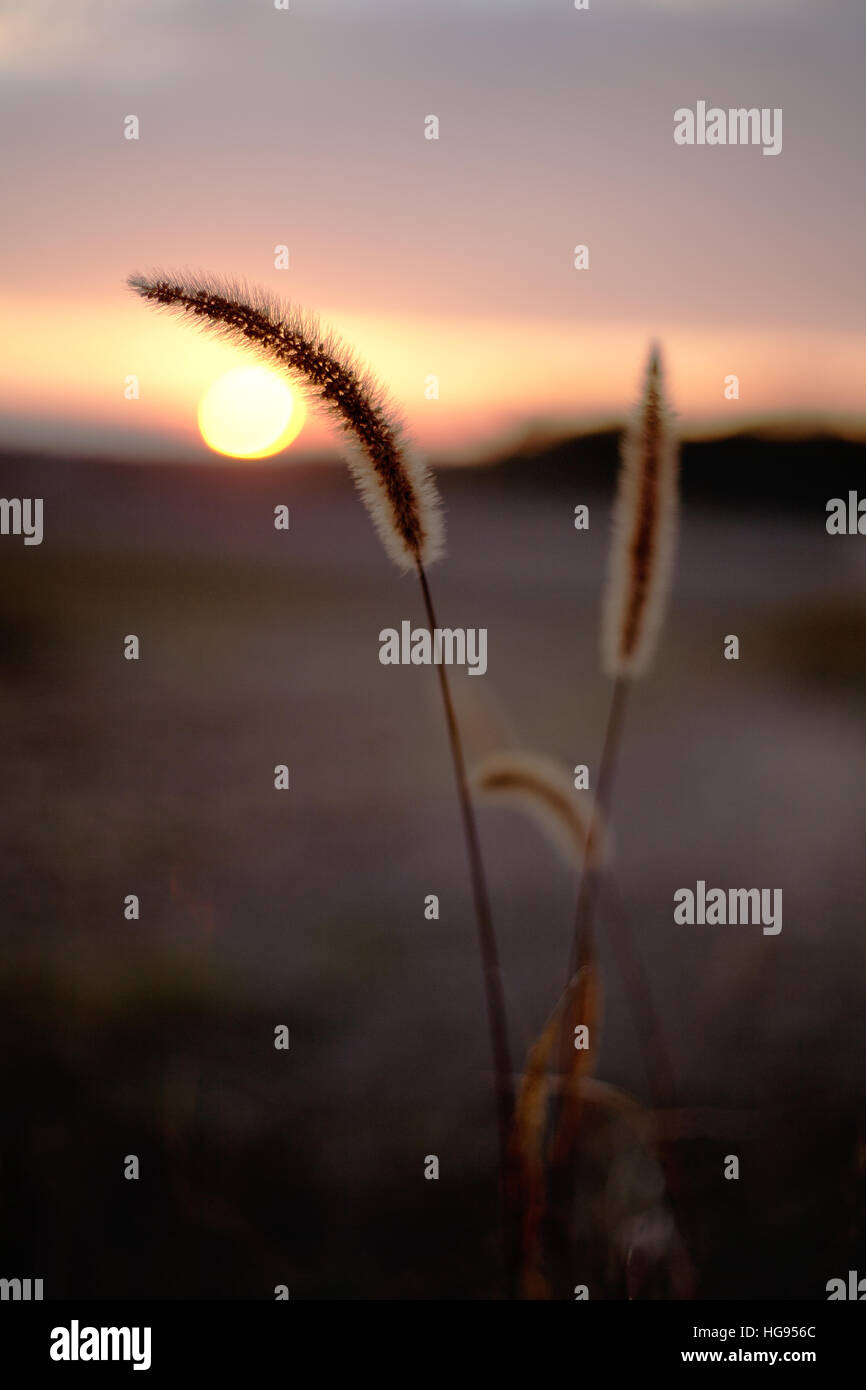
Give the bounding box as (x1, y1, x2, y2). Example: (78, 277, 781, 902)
(0, 292, 865, 460)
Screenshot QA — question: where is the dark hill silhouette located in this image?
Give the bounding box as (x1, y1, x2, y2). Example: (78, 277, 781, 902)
(462, 428, 866, 515)
(0, 430, 862, 539)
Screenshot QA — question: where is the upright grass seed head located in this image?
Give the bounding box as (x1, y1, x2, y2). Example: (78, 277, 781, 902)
(601, 343, 679, 678)
(127, 270, 444, 572)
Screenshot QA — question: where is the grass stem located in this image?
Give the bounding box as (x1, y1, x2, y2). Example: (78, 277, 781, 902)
(416, 561, 518, 1295)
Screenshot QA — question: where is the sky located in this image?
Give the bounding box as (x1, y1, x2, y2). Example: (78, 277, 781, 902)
(1, 0, 865, 461)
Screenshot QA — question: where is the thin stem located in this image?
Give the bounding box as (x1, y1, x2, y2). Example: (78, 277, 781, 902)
(568, 676, 629, 982)
(603, 881, 677, 1113)
(415, 561, 518, 1295)
(551, 676, 696, 1298)
(602, 880, 696, 1298)
(553, 678, 629, 1097)
(548, 678, 628, 1297)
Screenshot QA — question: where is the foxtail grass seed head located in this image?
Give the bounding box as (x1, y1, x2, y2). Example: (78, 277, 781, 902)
(601, 343, 679, 678)
(128, 271, 444, 572)
(471, 750, 608, 870)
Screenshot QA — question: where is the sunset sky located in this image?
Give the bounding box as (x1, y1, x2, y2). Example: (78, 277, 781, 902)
(1, 0, 864, 462)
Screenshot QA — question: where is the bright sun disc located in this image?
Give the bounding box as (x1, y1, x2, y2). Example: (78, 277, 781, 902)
(198, 366, 305, 458)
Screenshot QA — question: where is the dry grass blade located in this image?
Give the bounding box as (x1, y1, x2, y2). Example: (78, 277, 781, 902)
(513, 961, 601, 1297)
(471, 749, 608, 870)
(549, 961, 602, 1166)
(511, 1003, 561, 1299)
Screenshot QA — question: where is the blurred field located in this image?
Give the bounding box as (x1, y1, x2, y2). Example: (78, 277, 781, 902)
(0, 446, 864, 1298)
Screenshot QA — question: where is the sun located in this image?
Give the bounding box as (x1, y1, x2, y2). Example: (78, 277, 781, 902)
(197, 366, 305, 459)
